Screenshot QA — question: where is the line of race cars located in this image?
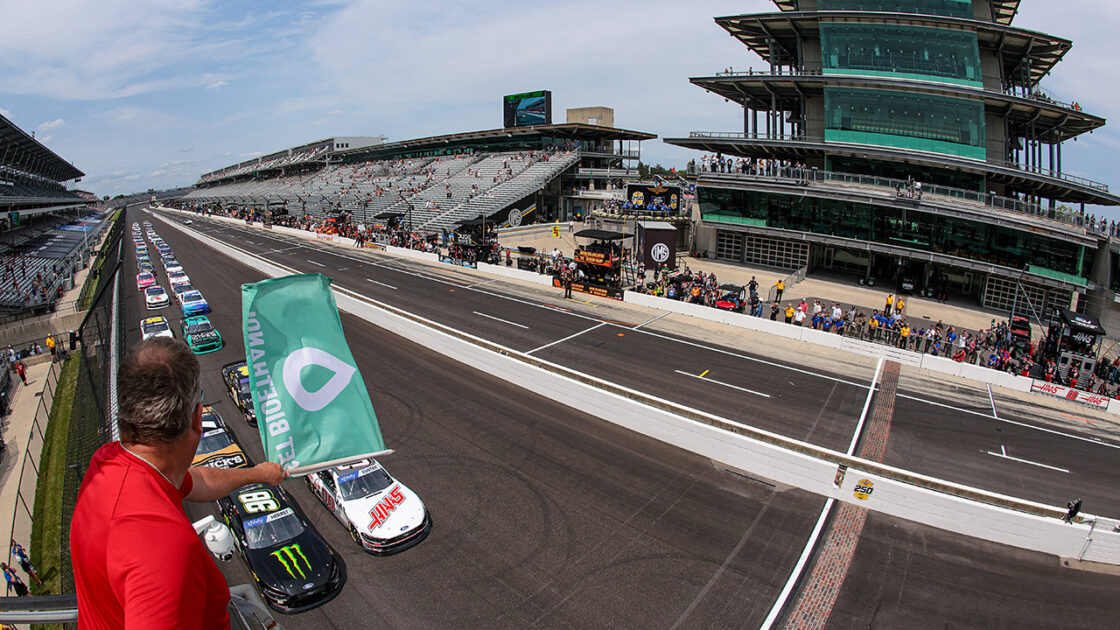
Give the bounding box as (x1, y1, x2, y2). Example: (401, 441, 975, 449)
(137, 219, 431, 613)
(134, 221, 219, 353)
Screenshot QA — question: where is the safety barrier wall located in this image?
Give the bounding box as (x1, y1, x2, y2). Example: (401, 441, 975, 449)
(153, 207, 1120, 564)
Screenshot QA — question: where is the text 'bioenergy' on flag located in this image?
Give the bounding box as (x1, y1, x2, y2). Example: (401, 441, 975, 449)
(242, 273, 388, 475)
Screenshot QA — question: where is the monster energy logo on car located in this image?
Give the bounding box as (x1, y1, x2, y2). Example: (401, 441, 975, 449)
(270, 544, 311, 579)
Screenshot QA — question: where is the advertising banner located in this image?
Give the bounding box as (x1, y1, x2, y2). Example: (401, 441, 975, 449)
(242, 273, 388, 475)
(551, 277, 624, 300)
(1030, 380, 1110, 409)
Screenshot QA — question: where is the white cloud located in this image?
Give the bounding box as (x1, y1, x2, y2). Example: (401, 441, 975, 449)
(0, 108, 11, 119)
(38, 135, 52, 143)
(240, 151, 262, 158)
(205, 80, 228, 90)
(37, 118, 65, 132)
(149, 169, 167, 176)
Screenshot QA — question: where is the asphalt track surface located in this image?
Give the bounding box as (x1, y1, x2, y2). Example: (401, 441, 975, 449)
(174, 213, 1120, 518)
(126, 208, 1120, 628)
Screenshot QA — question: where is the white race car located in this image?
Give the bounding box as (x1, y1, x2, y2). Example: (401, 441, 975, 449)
(140, 316, 174, 340)
(145, 285, 170, 309)
(168, 271, 190, 287)
(306, 459, 430, 555)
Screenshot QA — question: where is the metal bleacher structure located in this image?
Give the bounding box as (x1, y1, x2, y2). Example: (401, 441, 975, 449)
(183, 147, 582, 233)
(0, 113, 98, 314)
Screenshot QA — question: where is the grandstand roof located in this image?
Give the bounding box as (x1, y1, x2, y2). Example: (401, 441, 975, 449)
(0, 114, 84, 182)
(336, 123, 656, 159)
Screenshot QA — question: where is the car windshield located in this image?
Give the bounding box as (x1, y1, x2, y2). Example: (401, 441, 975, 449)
(175, 284, 193, 294)
(142, 320, 167, 334)
(146, 287, 165, 296)
(244, 508, 306, 550)
(138, 274, 152, 281)
(238, 378, 251, 395)
(185, 320, 213, 334)
(337, 467, 393, 501)
(184, 293, 203, 303)
(197, 428, 234, 454)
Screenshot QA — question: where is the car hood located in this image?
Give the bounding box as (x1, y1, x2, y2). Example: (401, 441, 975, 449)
(342, 484, 426, 538)
(193, 445, 246, 469)
(246, 531, 335, 596)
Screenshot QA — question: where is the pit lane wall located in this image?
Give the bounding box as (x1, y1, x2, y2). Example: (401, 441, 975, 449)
(153, 206, 1120, 566)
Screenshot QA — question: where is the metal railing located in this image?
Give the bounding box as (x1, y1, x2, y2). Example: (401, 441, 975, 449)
(698, 168, 1092, 229)
(688, 131, 808, 142)
(6, 359, 60, 595)
(710, 67, 1090, 115)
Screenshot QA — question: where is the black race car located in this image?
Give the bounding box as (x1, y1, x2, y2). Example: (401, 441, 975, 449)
(218, 483, 345, 613)
(221, 361, 257, 426)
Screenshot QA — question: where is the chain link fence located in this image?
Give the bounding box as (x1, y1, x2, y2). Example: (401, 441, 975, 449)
(58, 221, 123, 594)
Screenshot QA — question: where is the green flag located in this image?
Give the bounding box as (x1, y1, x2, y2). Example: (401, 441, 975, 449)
(242, 273, 388, 476)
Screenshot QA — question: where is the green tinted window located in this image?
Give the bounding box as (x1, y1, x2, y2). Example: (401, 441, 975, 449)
(818, 0, 973, 18)
(820, 24, 982, 86)
(698, 189, 1083, 277)
(825, 87, 986, 160)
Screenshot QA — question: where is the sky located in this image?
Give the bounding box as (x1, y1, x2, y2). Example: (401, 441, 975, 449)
(1, 0, 1119, 215)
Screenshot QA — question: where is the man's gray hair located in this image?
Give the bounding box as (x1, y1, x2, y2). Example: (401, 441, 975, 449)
(117, 337, 200, 444)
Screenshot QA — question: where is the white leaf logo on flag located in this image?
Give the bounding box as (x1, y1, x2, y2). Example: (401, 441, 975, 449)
(282, 347, 357, 412)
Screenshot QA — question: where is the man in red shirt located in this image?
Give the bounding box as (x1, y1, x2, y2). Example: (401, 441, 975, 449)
(71, 338, 287, 629)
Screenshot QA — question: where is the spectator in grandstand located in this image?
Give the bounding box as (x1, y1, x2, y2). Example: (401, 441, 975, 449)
(71, 338, 287, 629)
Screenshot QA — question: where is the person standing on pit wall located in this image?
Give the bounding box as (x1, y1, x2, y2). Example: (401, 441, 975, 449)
(71, 338, 287, 629)
(563, 267, 573, 299)
(884, 293, 895, 316)
(773, 278, 785, 302)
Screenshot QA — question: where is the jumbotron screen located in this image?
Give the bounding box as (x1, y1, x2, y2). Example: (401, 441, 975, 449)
(503, 91, 552, 128)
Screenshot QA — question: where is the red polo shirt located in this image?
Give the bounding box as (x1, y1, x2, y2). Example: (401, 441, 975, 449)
(71, 442, 230, 629)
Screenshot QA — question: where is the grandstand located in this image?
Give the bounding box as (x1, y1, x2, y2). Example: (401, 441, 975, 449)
(0, 113, 100, 314)
(182, 123, 654, 231)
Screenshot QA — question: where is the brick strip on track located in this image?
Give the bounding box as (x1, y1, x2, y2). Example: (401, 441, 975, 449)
(782, 361, 900, 630)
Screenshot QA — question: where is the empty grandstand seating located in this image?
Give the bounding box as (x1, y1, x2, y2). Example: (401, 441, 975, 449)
(184, 148, 581, 233)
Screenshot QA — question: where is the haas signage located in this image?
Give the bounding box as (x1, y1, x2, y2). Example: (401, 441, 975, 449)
(1030, 380, 1111, 410)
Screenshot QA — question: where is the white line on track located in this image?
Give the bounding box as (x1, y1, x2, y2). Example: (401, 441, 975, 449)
(987, 384, 999, 419)
(847, 357, 884, 456)
(473, 311, 528, 329)
(366, 278, 397, 290)
(895, 391, 1120, 450)
(761, 357, 882, 628)
(306, 259, 325, 267)
(468, 278, 501, 288)
(986, 446, 1070, 473)
(760, 498, 835, 630)
(527, 323, 606, 355)
(633, 312, 670, 329)
(674, 370, 770, 398)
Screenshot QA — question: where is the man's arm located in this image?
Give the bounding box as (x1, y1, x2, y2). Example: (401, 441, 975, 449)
(186, 462, 287, 502)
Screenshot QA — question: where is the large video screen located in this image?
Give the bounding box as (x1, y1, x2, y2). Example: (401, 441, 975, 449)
(503, 91, 552, 128)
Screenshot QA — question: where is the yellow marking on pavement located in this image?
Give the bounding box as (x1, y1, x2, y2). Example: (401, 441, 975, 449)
(617, 333, 625, 337)
(699, 370, 709, 378)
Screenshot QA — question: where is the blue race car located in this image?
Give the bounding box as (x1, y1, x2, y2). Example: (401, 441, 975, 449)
(179, 290, 210, 316)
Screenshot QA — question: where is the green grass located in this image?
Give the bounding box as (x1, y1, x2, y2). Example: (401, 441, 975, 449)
(29, 356, 79, 601)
